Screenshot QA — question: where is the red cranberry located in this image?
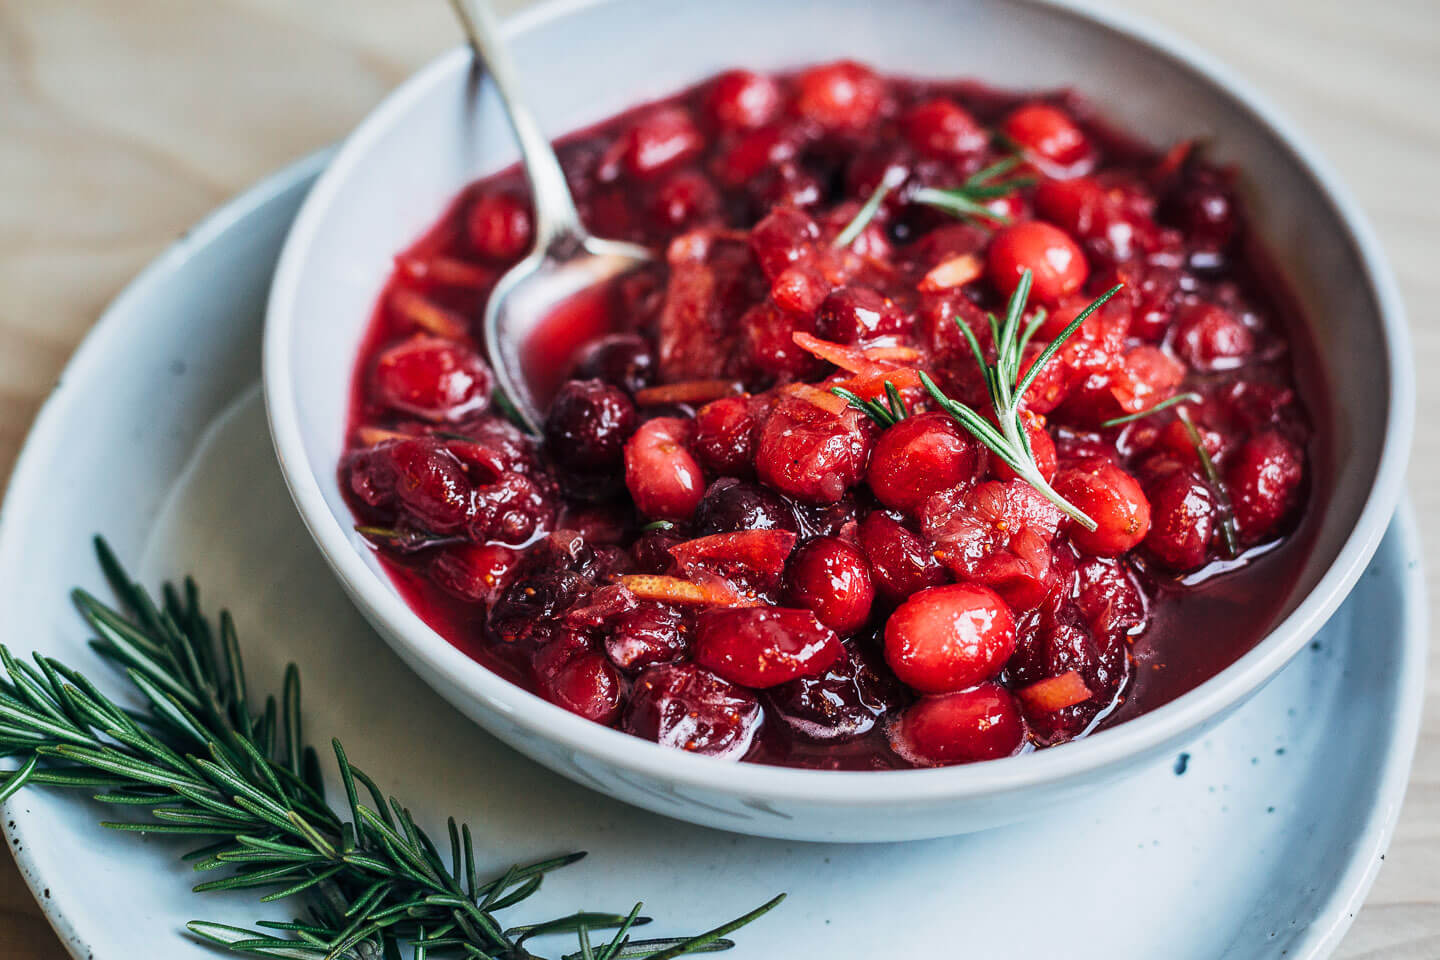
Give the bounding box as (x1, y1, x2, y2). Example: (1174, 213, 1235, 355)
(1143, 469, 1217, 570)
(623, 106, 704, 178)
(624, 417, 705, 521)
(694, 478, 800, 536)
(813, 287, 906, 344)
(1052, 459, 1151, 557)
(737, 301, 825, 381)
(769, 264, 830, 316)
(374, 335, 492, 423)
(887, 683, 1026, 766)
(987, 221, 1089, 306)
(694, 606, 843, 688)
(1001, 103, 1092, 170)
(901, 98, 987, 159)
(540, 651, 623, 725)
(857, 512, 948, 602)
(866, 412, 984, 516)
(784, 536, 875, 636)
(606, 600, 689, 672)
(1075, 556, 1147, 642)
(1173, 302, 1254, 372)
(572, 333, 657, 395)
(884, 583, 1016, 694)
(1034, 176, 1105, 237)
(1164, 170, 1238, 253)
(705, 70, 782, 132)
(670, 529, 797, 595)
(350, 438, 474, 533)
(1226, 430, 1303, 542)
(427, 542, 523, 604)
(767, 645, 897, 742)
(920, 481, 1062, 612)
(692, 398, 765, 477)
(750, 206, 821, 280)
(544, 379, 637, 474)
(466, 190, 533, 262)
(711, 124, 798, 186)
(755, 396, 871, 504)
(793, 61, 885, 134)
(651, 169, 721, 230)
(625, 663, 762, 758)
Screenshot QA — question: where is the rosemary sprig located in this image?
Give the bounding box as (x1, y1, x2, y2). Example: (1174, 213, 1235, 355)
(829, 381, 909, 429)
(832, 166, 908, 249)
(918, 270, 1122, 530)
(911, 156, 1036, 226)
(0, 538, 783, 959)
(1177, 410, 1240, 557)
(1099, 392, 1203, 429)
(355, 526, 465, 552)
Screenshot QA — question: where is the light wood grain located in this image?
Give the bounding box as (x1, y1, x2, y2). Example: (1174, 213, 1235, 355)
(0, 1, 1435, 956)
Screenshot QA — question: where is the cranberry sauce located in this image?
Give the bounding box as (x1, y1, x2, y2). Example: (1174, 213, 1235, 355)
(339, 64, 1325, 770)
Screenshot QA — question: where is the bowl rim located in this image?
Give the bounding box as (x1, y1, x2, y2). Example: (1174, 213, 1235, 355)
(264, 0, 1413, 804)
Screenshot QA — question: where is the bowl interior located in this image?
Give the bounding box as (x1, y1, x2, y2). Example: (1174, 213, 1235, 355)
(268, 0, 1401, 791)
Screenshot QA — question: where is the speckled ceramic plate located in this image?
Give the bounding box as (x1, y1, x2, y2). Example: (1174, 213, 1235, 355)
(0, 158, 1426, 960)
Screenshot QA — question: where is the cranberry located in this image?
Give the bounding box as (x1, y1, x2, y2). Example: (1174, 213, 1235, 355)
(737, 301, 825, 381)
(572, 333, 657, 395)
(784, 536, 875, 636)
(921, 481, 1061, 611)
(540, 650, 623, 725)
(987, 222, 1089, 305)
(1107, 345, 1185, 417)
(694, 606, 843, 688)
(711, 124, 798, 186)
(793, 61, 885, 134)
(373, 335, 492, 423)
(427, 542, 523, 604)
(1034, 176, 1105, 237)
(1226, 430, 1303, 542)
(466, 190, 533, 262)
(1164, 170, 1238, 254)
(705, 70, 782, 131)
(347, 437, 474, 533)
(887, 683, 1026, 766)
(694, 478, 800, 536)
(991, 410, 1057, 483)
(866, 412, 983, 516)
(901, 98, 987, 160)
(624, 417, 705, 521)
(544, 379, 637, 474)
(767, 645, 897, 742)
(1052, 459, 1151, 557)
(884, 583, 1016, 694)
(857, 512, 948, 602)
(651, 169, 721, 230)
(769, 264, 830, 316)
(1173, 302, 1254, 371)
(813, 287, 906, 343)
(750, 207, 821, 280)
(1142, 469, 1216, 570)
(754, 395, 871, 504)
(692, 397, 764, 477)
(670, 529, 797, 595)
(623, 106, 704, 178)
(625, 663, 762, 758)
(606, 600, 689, 672)
(1001, 103, 1092, 170)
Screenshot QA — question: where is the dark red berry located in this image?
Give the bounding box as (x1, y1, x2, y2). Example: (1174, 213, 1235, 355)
(624, 663, 762, 758)
(694, 606, 843, 688)
(784, 536, 875, 636)
(884, 583, 1016, 694)
(887, 683, 1026, 766)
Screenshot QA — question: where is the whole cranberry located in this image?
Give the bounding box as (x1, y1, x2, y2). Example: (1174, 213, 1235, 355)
(793, 61, 886, 134)
(1164, 170, 1238, 253)
(902, 98, 988, 159)
(544, 379, 638, 475)
(704, 70, 782, 132)
(769, 263, 830, 316)
(856, 512, 948, 602)
(813, 287, 906, 343)
(692, 397, 764, 477)
(374, 335, 492, 423)
(540, 650, 624, 725)
(784, 536, 876, 636)
(624, 662, 762, 758)
(623, 106, 704, 178)
(1001, 103, 1092, 170)
(694, 606, 843, 688)
(750, 206, 821, 281)
(737, 301, 825, 381)
(866, 412, 984, 516)
(1052, 458, 1151, 556)
(1142, 469, 1217, 570)
(1173, 302, 1254, 372)
(754, 395, 871, 504)
(388, 438, 475, 533)
(887, 683, 1027, 766)
(605, 600, 689, 672)
(427, 542, 523, 604)
(1226, 430, 1304, 542)
(884, 583, 1016, 694)
(466, 190, 533, 262)
(767, 645, 898, 742)
(624, 417, 705, 521)
(987, 221, 1089, 306)
(572, 333, 657, 395)
(694, 478, 799, 536)
(651, 169, 721, 230)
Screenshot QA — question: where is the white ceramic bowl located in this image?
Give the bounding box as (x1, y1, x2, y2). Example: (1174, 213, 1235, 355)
(265, 0, 1412, 842)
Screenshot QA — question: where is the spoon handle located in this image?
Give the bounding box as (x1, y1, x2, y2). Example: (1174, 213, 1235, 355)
(448, 0, 585, 250)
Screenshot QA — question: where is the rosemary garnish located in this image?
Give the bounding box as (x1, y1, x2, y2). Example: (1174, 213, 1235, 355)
(1177, 410, 1240, 557)
(918, 271, 1122, 530)
(832, 166, 908, 249)
(639, 520, 676, 533)
(492, 388, 538, 436)
(830, 380, 909, 429)
(911, 156, 1036, 226)
(0, 538, 782, 959)
(1099, 392, 1203, 429)
(355, 525, 465, 551)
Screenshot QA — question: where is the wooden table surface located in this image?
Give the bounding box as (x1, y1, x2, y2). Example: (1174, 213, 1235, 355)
(1, 1, 1436, 956)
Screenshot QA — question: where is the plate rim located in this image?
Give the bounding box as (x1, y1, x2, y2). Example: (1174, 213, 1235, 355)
(0, 155, 1426, 960)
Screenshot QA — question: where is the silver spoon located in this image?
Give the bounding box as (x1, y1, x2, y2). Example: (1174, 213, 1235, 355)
(448, 0, 653, 435)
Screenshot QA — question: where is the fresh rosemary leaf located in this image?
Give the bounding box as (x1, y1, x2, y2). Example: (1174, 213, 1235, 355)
(833, 166, 907, 249)
(1178, 409, 1240, 557)
(1099, 392, 1203, 428)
